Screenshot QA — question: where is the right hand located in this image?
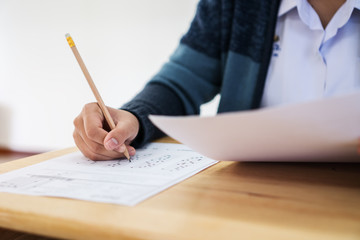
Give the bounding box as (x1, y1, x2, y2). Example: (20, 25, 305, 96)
(73, 102, 140, 160)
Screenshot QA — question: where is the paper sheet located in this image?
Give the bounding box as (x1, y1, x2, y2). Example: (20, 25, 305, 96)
(150, 91, 360, 162)
(0, 143, 217, 206)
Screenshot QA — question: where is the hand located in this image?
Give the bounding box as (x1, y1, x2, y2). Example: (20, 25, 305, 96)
(73, 102, 139, 160)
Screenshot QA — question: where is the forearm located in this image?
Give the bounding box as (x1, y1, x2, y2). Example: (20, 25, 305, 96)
(121, 82, 186, 147)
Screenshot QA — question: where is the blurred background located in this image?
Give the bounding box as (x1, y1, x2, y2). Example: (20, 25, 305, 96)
(0, 0, 219, 153)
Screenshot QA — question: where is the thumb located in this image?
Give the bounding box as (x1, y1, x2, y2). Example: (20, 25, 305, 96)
(103, 126, 131, 152)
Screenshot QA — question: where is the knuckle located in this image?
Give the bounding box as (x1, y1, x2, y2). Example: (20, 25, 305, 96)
(73, 116, 81, 127)
(72, 130, 78, 140)
(84, 102, 93, 109)
(86, 128, 99, 141)
(113, 129, 127, 141)
(83, 102, 98, 112)
(73, 130, 83, 146)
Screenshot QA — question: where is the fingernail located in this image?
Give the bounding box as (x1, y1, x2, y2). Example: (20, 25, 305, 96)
(105, 138, 119, 150)
(118, 144, 126, 153)
(129, 148, 136, 156)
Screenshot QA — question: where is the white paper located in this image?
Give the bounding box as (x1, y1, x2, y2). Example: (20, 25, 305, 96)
(150, 91, 360, 162)
(0, 143, 217, 206)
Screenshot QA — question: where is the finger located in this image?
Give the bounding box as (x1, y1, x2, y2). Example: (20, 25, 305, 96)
(104, 126, 132, 152)
(82, 104, 109, 145)
(127, 145, 136, 156)
(74, 124, 126, 160)
(73, 130, 114, 160)
(74, 115, 106, 153)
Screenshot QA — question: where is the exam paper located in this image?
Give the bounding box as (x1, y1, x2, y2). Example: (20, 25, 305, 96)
(150, 91, 360, 162)
(0, 143, 217, 206)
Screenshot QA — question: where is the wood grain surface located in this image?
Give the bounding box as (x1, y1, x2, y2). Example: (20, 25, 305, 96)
(0, 137, 359, 240)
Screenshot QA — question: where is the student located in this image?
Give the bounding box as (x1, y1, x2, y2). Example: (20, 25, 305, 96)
(73, 0, 360, 160)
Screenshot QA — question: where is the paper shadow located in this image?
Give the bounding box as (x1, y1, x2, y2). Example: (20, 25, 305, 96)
(222, 161, 360, 189)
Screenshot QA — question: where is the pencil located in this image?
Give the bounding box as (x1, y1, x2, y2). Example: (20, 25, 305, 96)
(65, 33, 130, 160)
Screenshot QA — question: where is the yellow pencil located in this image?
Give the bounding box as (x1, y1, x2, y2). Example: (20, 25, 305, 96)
(65, 33, 130, 160)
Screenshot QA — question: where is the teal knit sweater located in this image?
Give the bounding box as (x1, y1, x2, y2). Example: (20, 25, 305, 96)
(123, 0, 281, 147)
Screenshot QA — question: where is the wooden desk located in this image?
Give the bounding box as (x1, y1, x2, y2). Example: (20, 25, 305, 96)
(0, 138, 359, 240)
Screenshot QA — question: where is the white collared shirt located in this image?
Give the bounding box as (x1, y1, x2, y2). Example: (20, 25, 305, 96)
(261, 0, 360, 107)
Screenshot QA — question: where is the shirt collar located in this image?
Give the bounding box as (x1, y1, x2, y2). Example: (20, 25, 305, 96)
(279, 0, 360, 17)
(278, 0, 297, 17)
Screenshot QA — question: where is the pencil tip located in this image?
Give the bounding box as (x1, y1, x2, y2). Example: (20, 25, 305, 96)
(65, 33, 71, 38)
(124, 150, 131, 161)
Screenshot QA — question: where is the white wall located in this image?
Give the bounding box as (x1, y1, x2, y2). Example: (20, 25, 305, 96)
(0, 0, 209, 152)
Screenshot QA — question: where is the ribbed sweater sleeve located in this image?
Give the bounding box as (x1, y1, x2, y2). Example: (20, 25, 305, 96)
(121, 0, 280, 147)
(121, 0, 222, 147)
(121, 82, 186, 148)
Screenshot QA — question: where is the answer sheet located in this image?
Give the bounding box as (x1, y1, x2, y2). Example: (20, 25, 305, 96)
(150, 91, 360, 162)
(0, 143, 217, 206)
